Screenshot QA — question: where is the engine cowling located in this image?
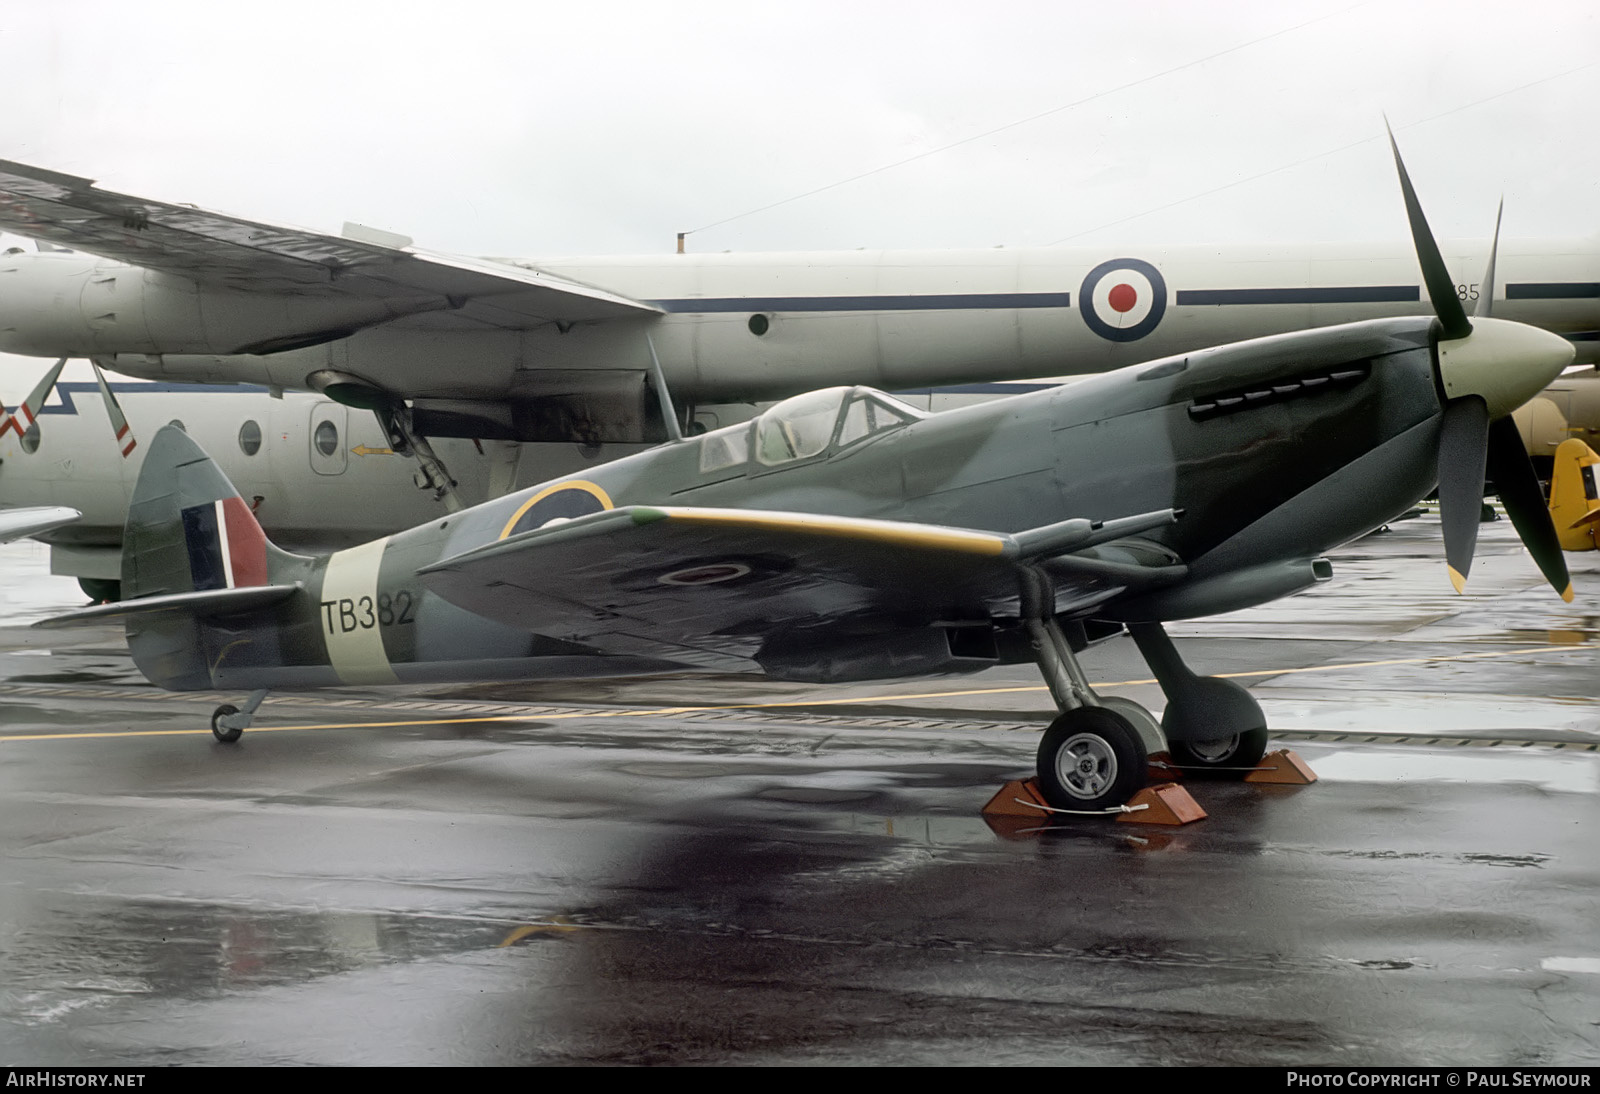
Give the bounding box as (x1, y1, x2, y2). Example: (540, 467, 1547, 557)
(0, 251, 421, 357)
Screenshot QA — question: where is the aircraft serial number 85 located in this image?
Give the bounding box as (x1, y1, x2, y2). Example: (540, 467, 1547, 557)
(1456, 282, 1480, 301)
(320, 592, 417, 634)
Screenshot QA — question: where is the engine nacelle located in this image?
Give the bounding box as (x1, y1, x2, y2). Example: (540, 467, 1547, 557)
(0, 251, 425, 357)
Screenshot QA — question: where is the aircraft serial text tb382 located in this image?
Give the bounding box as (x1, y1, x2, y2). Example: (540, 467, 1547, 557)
(40, 139, 1578, 812)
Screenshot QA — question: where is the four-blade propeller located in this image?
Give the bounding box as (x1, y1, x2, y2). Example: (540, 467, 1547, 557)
(1386, 125, 1576, 601)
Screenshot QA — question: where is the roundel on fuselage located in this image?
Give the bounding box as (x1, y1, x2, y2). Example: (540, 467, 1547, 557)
(1079, 258, 1168, 342)
(499, 480, 613, 539)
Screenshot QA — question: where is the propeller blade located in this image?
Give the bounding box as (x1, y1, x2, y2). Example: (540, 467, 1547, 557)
(89, 360, 138, 458)
(1437, 396, 1491, 592)
(0, 356, 68, 442)
(1386, 122, 1472, 341)
(1474, 198, 1502, 320)
(1485, 416, 1574, 601)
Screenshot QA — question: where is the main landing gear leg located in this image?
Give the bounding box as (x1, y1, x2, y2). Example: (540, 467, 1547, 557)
(212, 689, 269, 744)
(1022, 572, 1156, 811)
(373, 403, 466, 513)
(1127, 622, 1268, 776)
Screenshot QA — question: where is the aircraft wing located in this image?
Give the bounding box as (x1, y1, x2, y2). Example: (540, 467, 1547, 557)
(0, 160, 657, 328)
(0, 506, 79, 543)
(417, 505, 1184, 671)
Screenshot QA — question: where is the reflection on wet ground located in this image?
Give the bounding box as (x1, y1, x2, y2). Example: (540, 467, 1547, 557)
(0, 517, 1597, 1064)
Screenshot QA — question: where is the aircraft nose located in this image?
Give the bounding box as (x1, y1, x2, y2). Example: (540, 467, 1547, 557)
(1436, 316, 1575, 420)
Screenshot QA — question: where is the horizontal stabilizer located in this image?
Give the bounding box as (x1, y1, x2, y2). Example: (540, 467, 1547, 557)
(0, 506, 79, 543)
(35, 583, 301, 630)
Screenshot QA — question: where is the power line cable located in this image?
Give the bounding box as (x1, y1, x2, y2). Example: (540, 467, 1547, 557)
(1044, 60, 1598, 245)
(681, 2, 1371, 242)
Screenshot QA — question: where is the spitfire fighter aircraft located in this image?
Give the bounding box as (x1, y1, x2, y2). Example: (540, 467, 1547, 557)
(40, 137, 1578, 813)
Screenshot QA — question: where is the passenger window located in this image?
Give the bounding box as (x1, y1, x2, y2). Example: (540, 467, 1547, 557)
(238, 419, 262, 456)
(314, 420, 339, 457)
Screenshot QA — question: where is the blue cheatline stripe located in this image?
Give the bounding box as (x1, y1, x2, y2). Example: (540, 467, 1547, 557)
(644, 292, 1071, 313)
(36, 381, 271, 415)
(1506, 283, 1600, 300)
(1175, 286, 1419, 306)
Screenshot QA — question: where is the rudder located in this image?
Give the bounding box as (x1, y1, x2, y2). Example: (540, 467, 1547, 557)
(120, 424, 302, 688)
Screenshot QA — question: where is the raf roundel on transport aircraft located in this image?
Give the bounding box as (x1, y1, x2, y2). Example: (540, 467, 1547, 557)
(1078, 258, 1168, 342)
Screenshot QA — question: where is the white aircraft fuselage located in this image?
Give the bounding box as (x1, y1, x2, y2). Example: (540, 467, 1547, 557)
(1, 238, 1594, 411)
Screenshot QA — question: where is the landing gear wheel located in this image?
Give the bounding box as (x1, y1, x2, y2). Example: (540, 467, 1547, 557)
(211, 704, 243, 744)
(1035, 706, 1148, 811)
(1167, 725, 1268, 777)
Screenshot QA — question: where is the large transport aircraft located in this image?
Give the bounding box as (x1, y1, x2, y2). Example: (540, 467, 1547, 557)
(38, 137, 1578, 813)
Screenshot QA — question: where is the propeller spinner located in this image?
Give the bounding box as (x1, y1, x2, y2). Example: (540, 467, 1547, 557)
(1386, 126, 1575, 600)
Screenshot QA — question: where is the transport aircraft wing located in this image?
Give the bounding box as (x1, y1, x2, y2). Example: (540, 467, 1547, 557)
(0, 505, 78, 543)
(416, 505, 1184, 671)
(0, 159, 658, 330)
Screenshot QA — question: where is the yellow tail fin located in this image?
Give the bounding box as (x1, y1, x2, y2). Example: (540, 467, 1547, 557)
(1549, 439, 1600, 552)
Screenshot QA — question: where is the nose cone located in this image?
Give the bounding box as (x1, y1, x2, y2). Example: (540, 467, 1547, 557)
(1437, 317, 1575, 419)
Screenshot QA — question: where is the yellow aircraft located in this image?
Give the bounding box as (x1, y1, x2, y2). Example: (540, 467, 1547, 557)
(1548, 438, 1600, 552)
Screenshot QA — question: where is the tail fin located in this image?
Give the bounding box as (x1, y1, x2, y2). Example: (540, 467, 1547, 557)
(38, 424, 305, 688)
(1549, 438, 1600, 553)
(122, 423, 287, 600)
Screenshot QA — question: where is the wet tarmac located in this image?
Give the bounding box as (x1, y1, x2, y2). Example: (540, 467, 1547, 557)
(0, 518, 1597, 1065)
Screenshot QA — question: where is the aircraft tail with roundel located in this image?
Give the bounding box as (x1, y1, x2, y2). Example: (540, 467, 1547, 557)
(37, 424, 308, 687)
(1548, 438, 1600, 553)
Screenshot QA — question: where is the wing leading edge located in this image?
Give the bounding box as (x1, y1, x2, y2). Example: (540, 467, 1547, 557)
(0, 159, 658, 328)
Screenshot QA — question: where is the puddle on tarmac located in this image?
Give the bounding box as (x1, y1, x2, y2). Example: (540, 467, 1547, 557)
(0, 898, 514, 1025)
(1312, 749, 1599, 794)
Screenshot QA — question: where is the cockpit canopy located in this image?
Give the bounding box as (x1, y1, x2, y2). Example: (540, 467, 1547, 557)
(700, 386, 923, 473)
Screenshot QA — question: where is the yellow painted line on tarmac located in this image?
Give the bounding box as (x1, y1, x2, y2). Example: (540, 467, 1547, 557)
(0, 643, 1591, 743)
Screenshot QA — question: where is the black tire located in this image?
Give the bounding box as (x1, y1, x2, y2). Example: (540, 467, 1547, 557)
(211, 704, 243, 744)
(1035, 706, 1148, 811)
(1166, 725, 1268, 777)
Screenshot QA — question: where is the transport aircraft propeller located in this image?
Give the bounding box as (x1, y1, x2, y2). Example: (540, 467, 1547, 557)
(1388, 127, 1575, 601)
(0, 354, 138, 458)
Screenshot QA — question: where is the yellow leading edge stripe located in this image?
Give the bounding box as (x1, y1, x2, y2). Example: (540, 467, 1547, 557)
(666, 509, 1009, 555)
(1, 643, 1591, 743)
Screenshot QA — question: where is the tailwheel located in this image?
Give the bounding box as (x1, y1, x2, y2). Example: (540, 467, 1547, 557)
(1167, 726, 1268, 777)
(1035, 706, 1148, 811)
(211, 704, 243, 744)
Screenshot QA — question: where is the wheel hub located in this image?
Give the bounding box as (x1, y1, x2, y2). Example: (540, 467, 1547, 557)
(1056, 732, 1117, 798)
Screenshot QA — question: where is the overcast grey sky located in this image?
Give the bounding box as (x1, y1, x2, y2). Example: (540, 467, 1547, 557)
(4, 0, 1596, 260)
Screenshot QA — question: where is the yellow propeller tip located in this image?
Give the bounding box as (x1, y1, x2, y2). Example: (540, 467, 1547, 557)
(1448, 566, 1467, 594)
(1561, 584, 1575, 603)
